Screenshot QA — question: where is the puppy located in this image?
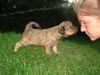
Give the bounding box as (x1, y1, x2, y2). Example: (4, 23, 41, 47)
(14, 21, 77, 55)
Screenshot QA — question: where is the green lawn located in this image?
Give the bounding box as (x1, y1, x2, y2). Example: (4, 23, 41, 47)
(0, 32, 100, 75)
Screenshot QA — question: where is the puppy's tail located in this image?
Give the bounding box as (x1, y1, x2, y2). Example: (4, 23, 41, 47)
(24, 21, 41, 31)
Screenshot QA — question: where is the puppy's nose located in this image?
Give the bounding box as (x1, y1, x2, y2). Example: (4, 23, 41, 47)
(74, 26, 78, 32)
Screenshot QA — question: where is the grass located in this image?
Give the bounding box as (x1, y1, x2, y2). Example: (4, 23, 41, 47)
(0, 32, 100, 75)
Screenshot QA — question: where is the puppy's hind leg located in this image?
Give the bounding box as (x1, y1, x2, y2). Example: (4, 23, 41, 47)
(52, 45, 59, 55)
(14, 40, 29, 52)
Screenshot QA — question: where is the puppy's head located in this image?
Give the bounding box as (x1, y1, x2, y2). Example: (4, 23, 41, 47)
(58, 21, 78, 37)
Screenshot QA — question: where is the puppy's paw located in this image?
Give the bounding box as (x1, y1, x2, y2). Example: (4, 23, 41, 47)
(14, 49, 18, 52)
(45, 50, 51, 55)
(54, 51, 60, 55)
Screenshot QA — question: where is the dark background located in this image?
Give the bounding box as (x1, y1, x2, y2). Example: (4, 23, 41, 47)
(0, 0, 79, 32)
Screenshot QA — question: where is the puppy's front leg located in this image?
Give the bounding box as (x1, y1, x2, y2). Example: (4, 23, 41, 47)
(52, 45, 59, 55)
(45, 46, 51, 55)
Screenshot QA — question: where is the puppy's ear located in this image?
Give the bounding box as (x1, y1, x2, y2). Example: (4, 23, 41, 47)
(58, 26, 65, 34)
